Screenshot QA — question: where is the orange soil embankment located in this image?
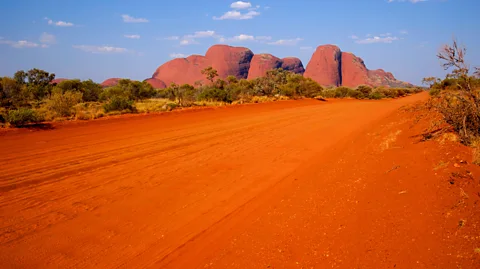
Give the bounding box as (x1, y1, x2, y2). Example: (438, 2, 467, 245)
(1, 92, 479, 268)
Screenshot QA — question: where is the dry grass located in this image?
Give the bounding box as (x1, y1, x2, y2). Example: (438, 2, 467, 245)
(74, 103, 104, 120)
(195, 100, 230, 107)
(437, 132, 459, 144)
(470, 137, 480, 165)
(135, 99, 171, 113)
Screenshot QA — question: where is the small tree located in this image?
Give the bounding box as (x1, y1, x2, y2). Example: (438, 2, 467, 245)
(437, 39, 473, 92)
(226, 75, 238, 84)
(46, 91, 83, 117)
(434, 38, 480, 143)
(177, 84, 196, 106)
(421, 77, 441, 88)
(201, 67, 218, 83)
(13, 70, 27, 85)
(23, 68, 55, 100)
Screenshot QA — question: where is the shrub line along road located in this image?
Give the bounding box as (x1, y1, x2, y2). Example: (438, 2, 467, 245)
(0, 93, 433, 268)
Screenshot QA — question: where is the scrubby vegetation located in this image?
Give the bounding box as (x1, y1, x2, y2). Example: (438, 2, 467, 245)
(425, 39, 480, 145)
(0, 66, 420, 128)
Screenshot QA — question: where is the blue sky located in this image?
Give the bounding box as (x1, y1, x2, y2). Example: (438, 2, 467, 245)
(0, 0, 478, 85)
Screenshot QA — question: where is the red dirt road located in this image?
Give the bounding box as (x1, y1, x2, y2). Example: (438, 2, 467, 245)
(1, 93, 479, 268)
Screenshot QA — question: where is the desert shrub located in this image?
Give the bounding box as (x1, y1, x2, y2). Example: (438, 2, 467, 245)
(396, 88, 406, 97)
(413, 88, 423, 93)
(46, 91, 83, 117)
(378, 88, 398, 98)
(55, 79, 102, 102)
(101, 79, 156, 102)
(103, 96, 135, 113)
(349, 90, 365, 99)
(429, 39, 480, 145)
(135, 99, 169, 113)
(100, 86, 129, 101)
(278, 85, 295, 98)
(74, 102, 104, 120)
(298, 77, 324, 98)
(155, 88, 175, 99)
(334, 87, 354, 98)
(369, 91, 384, 100)
(357, 85, 373, 96)
(321, 88, 336, 98)
(6, 108, 41, 126)
(164, 102, 178, 111)
(198, 87, 231, 103)
(117, 79, 156, 100)
(430, 88, 441, 96)
(0, 77, 31, 108)
(433, 90, 480, 143)
(80, 80, 103, 102)
(177, 84, 197, 106)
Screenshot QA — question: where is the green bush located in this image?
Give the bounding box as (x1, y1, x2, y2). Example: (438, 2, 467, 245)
(369, 91, 384, 100)
(99, 86, 129, 101)
(155, 88, 174, 99)
(349, 90, 365, 99)
(103, 96, 135, 112)
(334, 87, 355, 98)
(80, 80, 103, 102)
(100, 79, 156, 102)
(321, 89, 336, 98)
(117, 79, 156, 100)
(6, 108, 40, 126)
(298, 77, 324, 98)
(357, 85, 373, 96)
(46, 91, 83, 117)
(177, 84, 197, 106)
(198, 87, 231, 103)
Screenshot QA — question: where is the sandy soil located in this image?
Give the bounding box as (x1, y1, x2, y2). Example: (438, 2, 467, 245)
(1, 93, 479, 268)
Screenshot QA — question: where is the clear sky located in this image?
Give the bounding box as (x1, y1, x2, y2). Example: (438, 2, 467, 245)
(0, 0, 478, 85)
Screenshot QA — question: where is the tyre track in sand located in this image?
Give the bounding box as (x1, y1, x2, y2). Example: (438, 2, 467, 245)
(0, 94, 427, 268)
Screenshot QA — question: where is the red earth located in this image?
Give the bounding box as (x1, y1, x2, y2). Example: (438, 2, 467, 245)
(1, 92, 479, 268)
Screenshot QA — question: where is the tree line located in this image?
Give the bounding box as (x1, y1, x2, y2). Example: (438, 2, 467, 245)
(0, 67, 420, 127)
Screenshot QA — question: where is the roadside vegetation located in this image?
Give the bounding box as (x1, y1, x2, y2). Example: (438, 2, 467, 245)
(423, 39, 480, 149)
(0, 67, 421, 128)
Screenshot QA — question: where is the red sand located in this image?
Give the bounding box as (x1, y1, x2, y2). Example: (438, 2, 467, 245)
(1, 92, 479, 268)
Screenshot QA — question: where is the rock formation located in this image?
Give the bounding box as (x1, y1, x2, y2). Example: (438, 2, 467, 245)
(152, 56, 210, 86)
(144, 78, 167, 89)
(100, 78, 122, 87)
(281, 57, 305, 75)
(304, 44, 410, 88)
(340, 52, 370, 88)
(367, 69, 412, 88)
(151, 43, 409, 88)
(247, 54, 283, 80)
(205, 45, 254, 79)
(152, 45, 253, 86)
(304, 45, 342, 87)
